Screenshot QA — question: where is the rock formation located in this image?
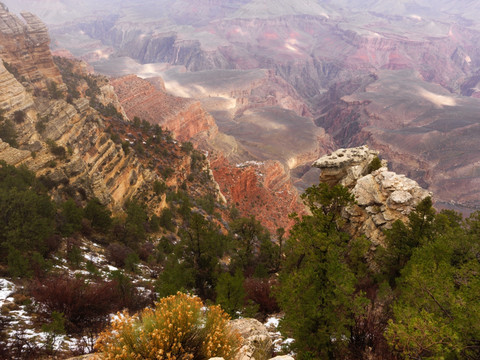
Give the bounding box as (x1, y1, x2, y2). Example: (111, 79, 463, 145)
(111, 75, 218, 142)
(0, 2, 64, 91)
(0, 59, 34, 114)
(229, 318, 273, 360)
(313, 146, 431, 247)
(0, 6, 223, 215)
(211, 154, 304, 232)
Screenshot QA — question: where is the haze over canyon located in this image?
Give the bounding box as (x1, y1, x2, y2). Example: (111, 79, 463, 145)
(6, 0, 480, 213)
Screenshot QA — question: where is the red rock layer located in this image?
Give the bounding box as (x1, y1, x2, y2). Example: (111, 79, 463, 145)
(111, 75, 217, 142)
(210, 154, 304, 233)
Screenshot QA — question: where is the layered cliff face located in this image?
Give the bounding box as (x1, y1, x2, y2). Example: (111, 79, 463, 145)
(0, 3, 64, 91)
(0, 6, 225, 216)
(0, 60, 34, 114)
(110, 74, 218, 142)
(313, 146, 431, 248)
(107, 75, 303, 231)
(210, 154, 304, 232)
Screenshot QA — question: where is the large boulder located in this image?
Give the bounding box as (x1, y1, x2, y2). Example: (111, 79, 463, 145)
(229, 318, 273, 360)
(313, 146, 432, 250)
(312, 145, 379, 188)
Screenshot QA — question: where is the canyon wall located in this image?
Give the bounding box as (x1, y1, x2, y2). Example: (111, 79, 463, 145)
(111, 74, 217, 142)
(0, 3, 64, 91)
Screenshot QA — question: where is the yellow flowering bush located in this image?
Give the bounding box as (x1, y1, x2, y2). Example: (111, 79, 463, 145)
(95, 292, 241, 360)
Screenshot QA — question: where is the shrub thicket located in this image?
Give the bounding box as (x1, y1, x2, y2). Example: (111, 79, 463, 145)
(95, 292, 241, 360)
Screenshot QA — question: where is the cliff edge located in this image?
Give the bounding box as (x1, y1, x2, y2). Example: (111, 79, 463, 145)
(313, 146, 432, 248)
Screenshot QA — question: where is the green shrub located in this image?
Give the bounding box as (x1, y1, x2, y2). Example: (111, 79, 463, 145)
(367, 156, 382, 173)
(153, 180, 167, 196)
(0, 119, 18, 147)
(95, 292, 241, 360)
(13, 110, 26, 124)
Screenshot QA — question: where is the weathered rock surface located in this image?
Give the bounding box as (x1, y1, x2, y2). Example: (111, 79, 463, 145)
(0, 4, 63, 91)
(230, 318, 273, 360)
(313, 146, 431, 247)
(312, 145, 379, 188)
(111, 74, 217, 142)
(0, 60, 34, 114)
(211, 154, 304, 233)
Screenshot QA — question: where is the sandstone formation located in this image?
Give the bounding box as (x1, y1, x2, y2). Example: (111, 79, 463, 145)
(313, 146, 431, 247)
(0, 2, 64, 91)
(0, 6, 221, 215)
(0, 59, 34, 114)
(229, 318, 273, 360)
(111, 75, 217, 142)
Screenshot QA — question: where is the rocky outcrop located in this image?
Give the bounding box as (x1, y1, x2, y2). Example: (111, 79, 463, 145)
(312, 145, 379, 188)
(0, 5, 64, 91)
(229, 318, 273, 360)
(313, 146, 431, 247)
(111, 75, 218, 142)
(316, 69, 480, 212)
(0, 59, 34, 114)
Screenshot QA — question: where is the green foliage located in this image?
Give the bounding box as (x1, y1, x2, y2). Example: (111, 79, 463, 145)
(158, 208, 175, 232)
(124, 252, 140, 273)
(35, 116, 48, 133)
(46, 139, 67, 159)
(161, 166, 174, 179)
(8, 247, 32, 278)
(277, 183, 367, 358)
(190, 151, 206, 172)
(229, 216, 275, 276)
(198, 193, 216, 215)
(0, 119, 18, 147)
(215, 270, 246, 317)
(386, 226, 480, 358)
(378, 197, 437, 285)
(0, 162, 55, 265)
(13, 110, 26, 124)
(124, 200, 149, 243)
(59, 199, 84, 237)
(47, 81, 63, 100)
(181, 141, 194, 153)
(67, 245, 83, 268)
(156, 258, 195, 297)
(153, 180, 167, 196)
(367, 156, 382, 173)
(84, 198, 112, 232)
(122, 141, 130, 155)
(177, 212, 229, 298)
(42, 311, 66, 355)
(132, 116, 141, 128)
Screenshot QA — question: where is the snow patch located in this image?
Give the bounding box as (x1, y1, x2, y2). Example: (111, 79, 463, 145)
(236, 160, 265, 168)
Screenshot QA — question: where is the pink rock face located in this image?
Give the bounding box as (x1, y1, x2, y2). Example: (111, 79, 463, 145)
(210, 154, 304, 233)
(111, 75, 217, 142)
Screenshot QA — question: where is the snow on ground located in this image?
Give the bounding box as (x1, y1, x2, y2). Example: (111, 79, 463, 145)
(264, 315, 295, 355)
(0, 278, 15, 306)
(236, 160, 265, 168)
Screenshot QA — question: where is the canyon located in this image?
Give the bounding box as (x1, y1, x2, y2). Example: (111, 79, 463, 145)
(4, 0, 480, 216)
(10, 0, 479, 215)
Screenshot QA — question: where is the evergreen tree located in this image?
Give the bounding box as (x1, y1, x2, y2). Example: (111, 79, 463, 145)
(277, 184, 368, 359)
